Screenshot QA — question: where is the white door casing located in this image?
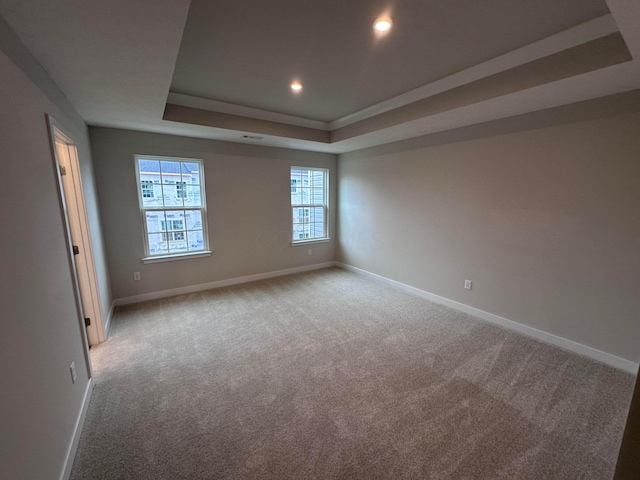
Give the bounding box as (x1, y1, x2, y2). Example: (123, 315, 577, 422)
(49, 118, 106, 346)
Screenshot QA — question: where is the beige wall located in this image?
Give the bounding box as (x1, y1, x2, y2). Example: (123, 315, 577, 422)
(90, 128, 336, 300)
(338, 112, 640, 362)
(0, 15, 110, 479)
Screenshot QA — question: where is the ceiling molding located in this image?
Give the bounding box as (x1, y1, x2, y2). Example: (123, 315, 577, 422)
(163, 104, 330, 143)
(340, 89, 640, 159)
(162, 29, 633, 149)
(167, 14, 620, 135)
(332, 61, 640, 153)
(330, 14, 619, 129)
(167, 92, 331, 131)
(331, 32, 631, 141)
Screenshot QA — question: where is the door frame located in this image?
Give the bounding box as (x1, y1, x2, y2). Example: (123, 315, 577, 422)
(47, 114, 105, 352)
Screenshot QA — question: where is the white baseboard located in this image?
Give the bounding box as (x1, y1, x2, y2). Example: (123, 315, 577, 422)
(60, 378, 93, 480)
(114, 262, 337, 306)
(337, 262, 639, 374)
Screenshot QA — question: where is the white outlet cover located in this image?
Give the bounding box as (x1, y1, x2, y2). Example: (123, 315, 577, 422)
(464, 280, 472, 290)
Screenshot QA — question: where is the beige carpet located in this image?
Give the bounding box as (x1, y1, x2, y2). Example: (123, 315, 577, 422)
(71, 267, 634, 479)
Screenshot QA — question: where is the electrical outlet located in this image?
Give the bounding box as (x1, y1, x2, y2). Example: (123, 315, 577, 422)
(133, 272, 141, 281)
(70, 362, 77, 384)
(307, 248, 312, 256)
(464, 279, 472, 290)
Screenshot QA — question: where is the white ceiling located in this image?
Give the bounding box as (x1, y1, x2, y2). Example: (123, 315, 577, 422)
(0, 0, 639, 154)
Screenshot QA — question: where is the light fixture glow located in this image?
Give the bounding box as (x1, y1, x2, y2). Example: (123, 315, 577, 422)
(374, 16, 392, 33)
(290, 81, 303, 92)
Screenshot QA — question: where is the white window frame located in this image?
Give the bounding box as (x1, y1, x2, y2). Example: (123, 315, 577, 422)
(290, 166, 329, 244)
(135, 155, 212, 263)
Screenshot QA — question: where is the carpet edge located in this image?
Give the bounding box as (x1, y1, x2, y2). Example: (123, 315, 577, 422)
(337, 262, 639, 374)
(113, 262, 338, 307)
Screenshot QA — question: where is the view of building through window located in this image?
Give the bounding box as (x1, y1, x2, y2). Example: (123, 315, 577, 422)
(136, 157, 208, 257)
(290, 167, 328, 241)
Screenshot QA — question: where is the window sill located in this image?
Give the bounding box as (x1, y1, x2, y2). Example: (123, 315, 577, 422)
(291, 238, 331, 246)
(142, 251, 212, 264)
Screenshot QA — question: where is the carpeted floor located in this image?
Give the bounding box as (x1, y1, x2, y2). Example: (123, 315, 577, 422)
(70, 267, 635, 479)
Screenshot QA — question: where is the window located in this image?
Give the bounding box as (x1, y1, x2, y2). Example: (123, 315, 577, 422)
(176, 181, 187, 198)
(141, 180, 154, 198)
(290, 167, 328, 242)
(160, 219, 184, 230)
(160, 219, 184, 242)
(135, 156, 210, 261)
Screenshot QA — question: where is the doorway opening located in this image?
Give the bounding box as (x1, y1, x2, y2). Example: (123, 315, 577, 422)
(48, 116, 106, 349)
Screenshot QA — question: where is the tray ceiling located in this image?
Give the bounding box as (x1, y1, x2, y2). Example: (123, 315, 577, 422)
(1, 0, 639, 153)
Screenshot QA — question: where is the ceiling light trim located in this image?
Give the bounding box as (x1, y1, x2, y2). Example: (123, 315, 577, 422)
(373, 16, 393, 33)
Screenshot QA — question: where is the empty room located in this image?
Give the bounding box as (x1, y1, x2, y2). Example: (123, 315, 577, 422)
(1, 0, 640, 479)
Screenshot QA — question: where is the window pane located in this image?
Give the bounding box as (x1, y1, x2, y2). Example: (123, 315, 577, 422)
(293, 223, 304, 236)
(141, 180, 153, 196)
(162, 188, 184, 207)
(139, 159, 162, 207)
(185, 210, 203, 230)
(145, 212, 164, 234)
(182, 162, 201, 185)
(311, 185, 324, 204)
(290, 170, 302, 201)
(176, 181, 187, 199)
(168, 239, 188, 254)
(187, 230, 204, 251)
(148, 233, 169, 255)
(164, 210, 185, 227)
(311, 223, 324, 238)
(139, 159, 160, 176)
(298, 187, 310, 204)
(185, 185, 202, 206)
(292, 208, 308, 225)
(144, 183, 164, 208)
(310, 207, 323, 223)
(146, 209, 206, 254)
(164, 210, 187, 253)
(160, 161, 181, 184)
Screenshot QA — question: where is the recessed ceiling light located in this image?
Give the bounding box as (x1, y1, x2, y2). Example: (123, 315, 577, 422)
(290, 81, 303, 92)
(373, 16, 392, 33)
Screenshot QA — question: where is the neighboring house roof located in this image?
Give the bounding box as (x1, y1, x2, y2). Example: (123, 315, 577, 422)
(139, 159, 199, 174)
